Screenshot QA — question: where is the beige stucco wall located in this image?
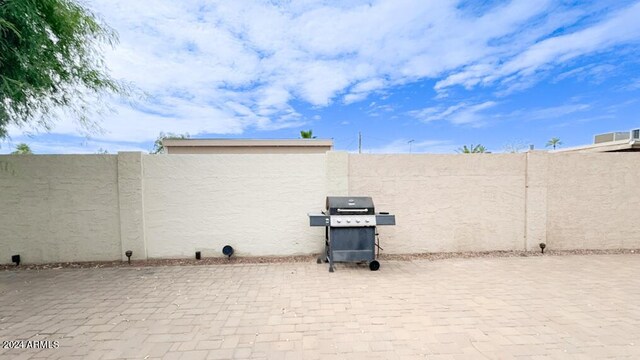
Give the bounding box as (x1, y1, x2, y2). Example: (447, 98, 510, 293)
(142, 154, 327, 258)
(0, 155, 121, 264)
(544, 153, 640, 249)
(524, 152, 549, 251)
(349, 154, 527, 253)
(326, 151, 349, 196)
(2, 151, 639, 264)
(117, 152, 147, 260)
(166, 146, 332, 154)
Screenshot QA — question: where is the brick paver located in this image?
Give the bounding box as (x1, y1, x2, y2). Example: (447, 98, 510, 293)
(1, 254, 639, 359)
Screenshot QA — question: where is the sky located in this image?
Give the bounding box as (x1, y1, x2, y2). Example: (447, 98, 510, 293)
(2, 0, 640, 154)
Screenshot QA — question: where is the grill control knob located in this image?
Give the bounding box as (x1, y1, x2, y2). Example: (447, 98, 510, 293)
(365, 219, 370, 223)
(346, 219, 351, 223)
(355, 219, 361, 223)
(337, 219, 341, 223)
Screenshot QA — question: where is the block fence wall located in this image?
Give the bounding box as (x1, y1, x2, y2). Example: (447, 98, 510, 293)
(1, 151, 639, 264)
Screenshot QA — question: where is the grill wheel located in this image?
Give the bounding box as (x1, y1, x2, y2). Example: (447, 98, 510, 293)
(369, 260, 380, 271)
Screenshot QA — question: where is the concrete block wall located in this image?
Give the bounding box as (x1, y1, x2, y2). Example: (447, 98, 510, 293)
(348, 154, 527, 253)
(0, 155, 121, 264)
(1, 151, 639, 264)
(142, 154, 327, 258)
(117, 152, 147, 260)
(523, 152, 549, 251)
(346, 152, 640, 253)
(543, 153, 640, 249)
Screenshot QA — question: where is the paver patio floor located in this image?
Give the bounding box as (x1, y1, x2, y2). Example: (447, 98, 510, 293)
(1, 254, 639, 359)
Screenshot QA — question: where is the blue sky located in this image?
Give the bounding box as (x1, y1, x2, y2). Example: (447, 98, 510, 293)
(2, 0, 640, 154)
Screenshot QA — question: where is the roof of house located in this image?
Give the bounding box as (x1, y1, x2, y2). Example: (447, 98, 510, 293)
(162, 138, 333, 148)
(553, 139, 640, 153)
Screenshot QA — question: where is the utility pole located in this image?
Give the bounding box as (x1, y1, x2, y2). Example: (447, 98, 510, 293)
(408, 139, 415, 153)
(358, 131, 362, 154)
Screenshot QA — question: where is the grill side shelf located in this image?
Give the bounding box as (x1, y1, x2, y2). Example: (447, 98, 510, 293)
(308, 213, 330, 226)
(375, 214, 396, 225)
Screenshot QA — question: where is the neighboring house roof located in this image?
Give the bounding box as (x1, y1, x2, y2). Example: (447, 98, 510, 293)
(162, 138, 334, 154)
(553, 129, 640, 153)
(554, 139, 640, 153)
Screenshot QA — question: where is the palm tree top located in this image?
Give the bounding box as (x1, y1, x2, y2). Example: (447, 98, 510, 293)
(546, 137, 562, 150)
(456, 144, 487, 153)
(11, 143, 33, 155)
(300, 129, 316, 139)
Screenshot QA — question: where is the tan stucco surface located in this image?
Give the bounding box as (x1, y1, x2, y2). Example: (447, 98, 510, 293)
(349, 154, 527, 253)
(117, 152, 147, 260)
(142, 154, 327, 258)
(2, 151, 639, 264)
(544, 153, 640, 249)
(166, 146, 332, 154)
(524, 152, 548, 251)
(163, 139, 333, 154)
(0, 155, 121, 263)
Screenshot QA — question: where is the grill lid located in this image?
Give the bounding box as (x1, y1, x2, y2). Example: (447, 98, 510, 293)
(326, 196, 375, 215)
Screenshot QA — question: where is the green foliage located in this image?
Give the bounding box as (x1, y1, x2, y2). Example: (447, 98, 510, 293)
(0, 0, 127, 137)
(300, 129, 316, 139)
(151, 132, 189, 154)
(546, 137, 562, 150)
(456, 144, 487, 153)
(10, 142, 32, 154)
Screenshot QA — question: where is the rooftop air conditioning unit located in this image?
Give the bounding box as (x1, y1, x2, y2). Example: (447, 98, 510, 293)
(631, 128, 640, 141)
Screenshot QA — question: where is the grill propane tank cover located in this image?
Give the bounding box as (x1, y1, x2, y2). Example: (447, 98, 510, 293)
(308, 196, 395, 272)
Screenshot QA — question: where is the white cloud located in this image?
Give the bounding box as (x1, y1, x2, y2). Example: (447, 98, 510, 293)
(555, 64, 617, 83)
(406, 101, 592, 129)
(344, 78, 386, 104)
(10, 0, 639, 145)
(622, 78, 640, 91)
(525, 103, 592, 120)
(436, 2, 640, 92)
(409, 101, 498, 126)
(366, 102, 394, 117)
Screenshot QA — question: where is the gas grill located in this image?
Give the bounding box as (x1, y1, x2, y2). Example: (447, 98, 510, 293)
(308, 196, 395, 272)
